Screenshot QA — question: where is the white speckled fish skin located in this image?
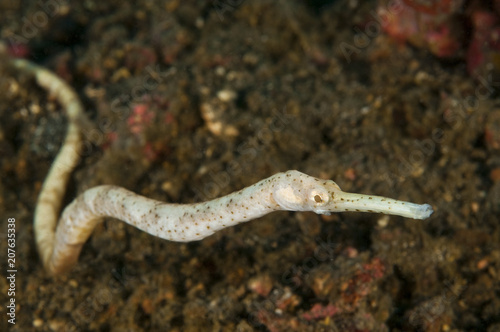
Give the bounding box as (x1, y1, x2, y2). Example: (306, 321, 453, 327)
(6, 52, 432, 275)
(48, 170, 433, 274)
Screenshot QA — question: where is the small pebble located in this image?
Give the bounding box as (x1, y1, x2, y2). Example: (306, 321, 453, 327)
(414, 70, 430, 84)
(215, 66, 225, 76)
(248, 274, 273, 297)
(477, 258, 489, 270)
(344, 246, 358, 258)
(217, 89, 237, 102)
(344, 168, 356, 181)
(490, 167, 500, 182)
(141, 298, 154, 315)
(48, 319, 65, 331)
(471, 202, 479, 213)
(33, 318, 43, 328)
(377, 215, 390, 228)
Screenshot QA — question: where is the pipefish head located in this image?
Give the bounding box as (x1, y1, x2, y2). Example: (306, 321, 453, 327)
(271, 170, 433, 219)
(272, 170, 343, 215)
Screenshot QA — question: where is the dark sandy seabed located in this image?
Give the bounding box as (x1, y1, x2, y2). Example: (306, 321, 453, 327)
(0, 0, 499, 331)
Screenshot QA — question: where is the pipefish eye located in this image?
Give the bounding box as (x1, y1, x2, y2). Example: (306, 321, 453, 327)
(310, 189, 329, 205)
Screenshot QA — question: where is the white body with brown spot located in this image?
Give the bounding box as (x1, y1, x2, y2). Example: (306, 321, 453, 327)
(48, 170, 432, 274)
(2, 50, 432, 276)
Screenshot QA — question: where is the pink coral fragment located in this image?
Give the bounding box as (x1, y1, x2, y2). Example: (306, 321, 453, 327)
(127, 104, 155, 135)
(302, 303, 340, 321)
